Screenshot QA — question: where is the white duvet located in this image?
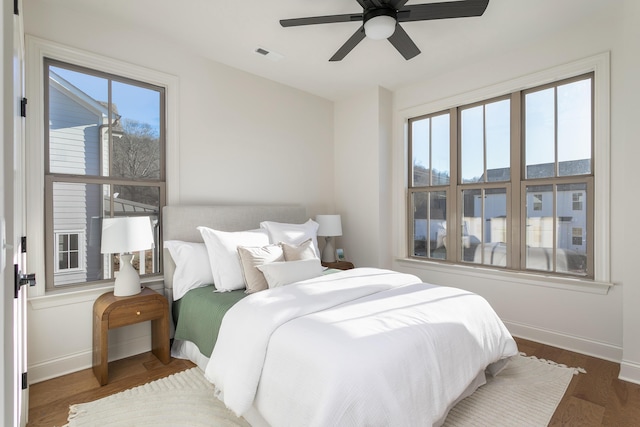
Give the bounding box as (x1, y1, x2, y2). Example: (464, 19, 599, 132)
(205, 268, 518, 427)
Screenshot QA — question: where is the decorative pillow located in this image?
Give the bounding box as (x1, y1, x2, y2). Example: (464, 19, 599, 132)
(197, 227, 269, 292)
(164, 241, 214, 300)
(237, 244, 284, 294)
(280, 238, 317, 261)
(257, 258, 323, 288)
(260, 219, 320, 259)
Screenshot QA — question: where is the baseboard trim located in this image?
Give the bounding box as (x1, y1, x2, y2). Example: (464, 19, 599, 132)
(28, 335, 152, 384)
(619, 360, 640, 385)
(504, 320, 623, 363)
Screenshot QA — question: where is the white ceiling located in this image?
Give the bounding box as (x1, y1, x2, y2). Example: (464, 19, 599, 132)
(50, 0, 610, 101)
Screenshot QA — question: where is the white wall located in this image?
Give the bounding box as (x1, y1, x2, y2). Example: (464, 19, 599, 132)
(24, 1, 334, 382)
(334, 87, 393, 269)
(618, 0, 640, 383)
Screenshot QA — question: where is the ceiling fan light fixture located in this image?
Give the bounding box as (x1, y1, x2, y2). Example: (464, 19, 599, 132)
(364, 9, 397, 40)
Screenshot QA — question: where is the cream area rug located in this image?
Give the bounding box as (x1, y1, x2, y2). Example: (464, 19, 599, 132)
(65, 354, 582, 427)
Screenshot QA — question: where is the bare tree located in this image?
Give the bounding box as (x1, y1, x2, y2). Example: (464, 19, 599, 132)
(111, 119, 160, 206)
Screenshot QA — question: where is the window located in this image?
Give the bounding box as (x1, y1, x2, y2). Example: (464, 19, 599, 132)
(55, 232, 83, 273)
(408, 73, 593, 279)
(44, 59, 166, 290)
(572, 192, 583, 210)
(409, 112, 450, 260)
(533, 194, 543, 211)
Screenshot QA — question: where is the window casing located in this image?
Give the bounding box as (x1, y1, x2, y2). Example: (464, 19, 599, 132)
(408, 73, 594, 279)
(44, 59, 166, 291)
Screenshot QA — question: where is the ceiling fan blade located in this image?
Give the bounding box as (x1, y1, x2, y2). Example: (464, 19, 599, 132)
(329, 26, 366, 62)
(280, 13, 363, 27)
(398, 0, 489, 23)
(387, 0, 410, 10)
(387, 24, 420, 60)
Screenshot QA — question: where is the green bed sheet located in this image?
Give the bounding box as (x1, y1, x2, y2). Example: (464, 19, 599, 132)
(172, 285, 247, 357)
(172, 268, 343, 358)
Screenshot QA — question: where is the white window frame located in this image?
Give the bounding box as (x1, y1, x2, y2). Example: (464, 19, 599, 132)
(395, 52, 612, 294)
(54, 231, 85, 273)
(26, 36, 180, 300)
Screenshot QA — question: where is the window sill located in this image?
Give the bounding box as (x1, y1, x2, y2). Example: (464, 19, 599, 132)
(29, 279, 164, 310)
(395, 257, 613, 295)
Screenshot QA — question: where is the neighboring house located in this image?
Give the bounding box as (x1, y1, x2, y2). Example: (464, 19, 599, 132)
(48, 71, 156, 286)
(414, 160, 589, 257)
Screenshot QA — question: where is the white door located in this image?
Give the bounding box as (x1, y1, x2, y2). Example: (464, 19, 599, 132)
(1, 1, 27, 425)
(12, 0, 29, 425)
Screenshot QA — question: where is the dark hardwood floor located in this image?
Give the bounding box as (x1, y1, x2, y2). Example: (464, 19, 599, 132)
(27, 337, 640, 426)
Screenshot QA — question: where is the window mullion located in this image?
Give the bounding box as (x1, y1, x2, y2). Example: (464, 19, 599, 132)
(426, 194, 432, 258)
(554, 86, 559, 177)
(586, 177, 595, 277)
(510, 91, 522, 270)
(482, 105, 488, 183)
(428, 119, 433, 186)
(108, 79, 113, 178)
(449, 107, 459, 261)
(552, 184, 558, 273)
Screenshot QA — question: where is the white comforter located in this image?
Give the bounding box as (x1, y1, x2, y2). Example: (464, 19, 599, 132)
(205, 268, 518, 427)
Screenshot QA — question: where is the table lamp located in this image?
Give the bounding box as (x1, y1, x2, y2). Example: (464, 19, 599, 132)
(101, 216, 155, 296)
(315, 214, 342, 263)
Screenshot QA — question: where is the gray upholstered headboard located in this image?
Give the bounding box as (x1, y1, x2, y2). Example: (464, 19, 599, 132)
(162, 204, 308, 303)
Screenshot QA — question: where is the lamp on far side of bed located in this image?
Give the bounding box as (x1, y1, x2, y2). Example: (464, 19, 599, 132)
(101, 216, 155, 297)
(315, 214, 342, 263)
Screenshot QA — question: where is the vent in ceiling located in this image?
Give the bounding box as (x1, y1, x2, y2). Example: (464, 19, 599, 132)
(254, 47, 284, 62)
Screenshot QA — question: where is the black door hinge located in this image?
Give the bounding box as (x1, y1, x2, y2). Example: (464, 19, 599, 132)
(20, 98, 27, 117)
(21, 236, 27, 253)
(14, 0, 19, 15)
(21, 372, 28, 390)
(14, 264, 36, 299)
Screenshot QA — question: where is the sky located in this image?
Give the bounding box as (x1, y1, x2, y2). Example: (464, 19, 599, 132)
(51, 65, 161, 134)
(412, 77, 592, 181)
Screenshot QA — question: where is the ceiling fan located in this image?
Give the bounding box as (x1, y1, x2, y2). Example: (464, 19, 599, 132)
(280, 0, 489, 62)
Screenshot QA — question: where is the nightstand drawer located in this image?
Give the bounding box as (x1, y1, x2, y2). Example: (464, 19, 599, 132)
(109, 300, 165, 328)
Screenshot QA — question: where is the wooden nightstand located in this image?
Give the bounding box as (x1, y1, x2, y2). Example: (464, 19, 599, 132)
(321, 261, 355, 270)
(92, 287, 170, 385)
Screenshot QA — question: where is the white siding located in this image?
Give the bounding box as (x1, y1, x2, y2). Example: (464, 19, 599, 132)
(49, 85, 101, 175)
(49, 86, 103, 285)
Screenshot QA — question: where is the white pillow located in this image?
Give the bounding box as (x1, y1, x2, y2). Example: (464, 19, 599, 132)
(197, 227, 269, 292)
(260, 219, 320, 259)
(257, 258, 323, 288)
(164, 241, 214, 300)
(237, 244, 284, 294)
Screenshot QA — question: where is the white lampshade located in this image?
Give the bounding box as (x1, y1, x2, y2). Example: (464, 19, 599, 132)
(364, 15, 396, 40)
(316, 215, 343, 263)
(101, 216, 155, 297)
(315, 215, 343, 237)
(101, 216, 155, 254)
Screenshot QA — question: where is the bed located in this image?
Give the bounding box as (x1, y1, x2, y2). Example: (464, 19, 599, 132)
(162, 204, 518, 427)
